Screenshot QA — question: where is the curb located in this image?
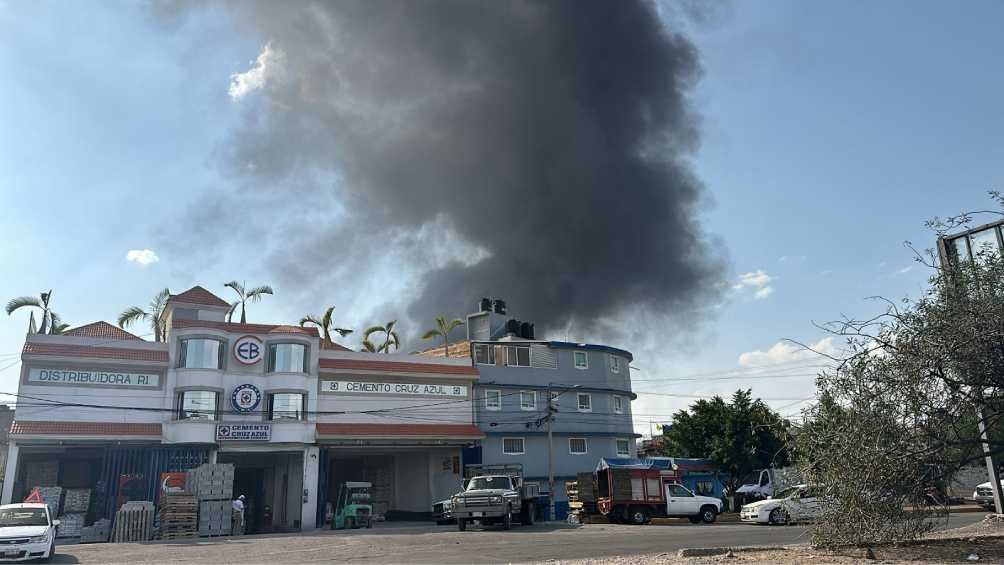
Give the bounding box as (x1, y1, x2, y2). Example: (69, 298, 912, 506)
(677, 546, 784, 558)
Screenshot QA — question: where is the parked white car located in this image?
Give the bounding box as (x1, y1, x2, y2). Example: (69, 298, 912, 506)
(0, 503, 58, 562)
(740, 484, 822, 525)
(973, 481, 1004, 510)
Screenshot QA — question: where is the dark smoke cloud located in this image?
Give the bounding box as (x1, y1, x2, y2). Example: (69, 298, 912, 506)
(163, 0, 727, 345)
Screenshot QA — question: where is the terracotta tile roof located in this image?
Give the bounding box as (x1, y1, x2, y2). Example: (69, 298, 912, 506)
(168, 286, 230, 308)
(418, 339, 472, 359)
(22, 342, 168, 363)
(319, 358, 478, 376)
(10, 421, 162, 437)
(63, 321, 143, 341)
(320, 340, 352, 351)
(316, 423, 483, 438)
(171, 319, 320, 337)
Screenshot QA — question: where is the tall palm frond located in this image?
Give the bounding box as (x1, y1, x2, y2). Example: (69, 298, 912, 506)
(364, 321, 400, 354)
(421, 315, 465, 357)
(360, 340, 377, 353)
(118, 287, 171, 341)
(300, 306, 354, 346)
(6, 291, 57, 334)
(225, 280, 273, 323)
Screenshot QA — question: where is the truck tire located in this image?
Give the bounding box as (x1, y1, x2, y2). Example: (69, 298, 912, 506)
(629, 507, 649, 525)
(502, 506, 513, 530)
(700, 506, 718, 524)
(458, 518, 467, 531)
(521, 503, 535, 526)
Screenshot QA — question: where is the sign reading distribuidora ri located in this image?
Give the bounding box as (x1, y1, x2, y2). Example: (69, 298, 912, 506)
(28, 368, 160, 387)
(321, 380, 467, 397)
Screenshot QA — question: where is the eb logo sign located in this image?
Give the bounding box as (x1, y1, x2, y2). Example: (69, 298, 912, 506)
(233, 335, 263, 365)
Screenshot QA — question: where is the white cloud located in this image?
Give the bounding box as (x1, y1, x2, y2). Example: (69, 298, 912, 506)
(732, 269, 774, 299)
(738, 337, 838, 367)
(820, 269, 834, 275)
(126, 249, 159, 266)
(229, 41, 285, 100)
(896, 265, 913, 274)
(737, 270, 772, 288)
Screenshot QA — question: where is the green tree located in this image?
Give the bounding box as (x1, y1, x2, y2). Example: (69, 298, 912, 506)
(660, 389, 790, 504)
(363, 320, 400, 354)
(300, 306, 353, 346)
(421, 315, 465, 356)
(224, 281, 274, 324)
(5, 290, 66, 335)
(117, 288, 171, 342)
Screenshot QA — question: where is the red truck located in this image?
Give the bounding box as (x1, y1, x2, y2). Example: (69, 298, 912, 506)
(593, 458, 722, 525)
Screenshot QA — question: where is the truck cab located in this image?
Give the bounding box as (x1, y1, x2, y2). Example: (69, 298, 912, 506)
(451, 464, 539, 531)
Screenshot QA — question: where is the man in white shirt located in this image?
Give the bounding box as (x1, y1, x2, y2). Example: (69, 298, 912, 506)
(232, 495, 246, 536)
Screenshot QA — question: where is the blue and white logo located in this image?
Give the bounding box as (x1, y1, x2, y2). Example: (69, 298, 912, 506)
(233, 335, 263, 365)
(231, 384, 262, 413)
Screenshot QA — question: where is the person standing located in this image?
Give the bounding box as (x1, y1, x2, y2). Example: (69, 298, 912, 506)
(232, 495, 246, 536)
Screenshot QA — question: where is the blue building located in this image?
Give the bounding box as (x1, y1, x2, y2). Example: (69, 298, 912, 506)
(423, 300, 639, 518)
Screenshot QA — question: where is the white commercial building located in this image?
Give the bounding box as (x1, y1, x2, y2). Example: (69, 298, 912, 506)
(3, 286, 482, 532)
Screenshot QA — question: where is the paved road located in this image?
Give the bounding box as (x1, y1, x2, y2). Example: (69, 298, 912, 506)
(50, 513, 987, 564)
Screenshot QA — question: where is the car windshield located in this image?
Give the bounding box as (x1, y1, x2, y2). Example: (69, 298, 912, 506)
(775, 487, 801, 499)
(468, 476, 511, 490)
(0, 508, 48, 527)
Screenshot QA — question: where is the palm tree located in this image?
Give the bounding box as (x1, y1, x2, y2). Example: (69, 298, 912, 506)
(421, 315, 465, 357)
(224, 281, 274, 324)
(363, 320, 400, 354)
(5, 290, 63, 334)
(118, 288, 171, 342)
(300, 306, 353, 346)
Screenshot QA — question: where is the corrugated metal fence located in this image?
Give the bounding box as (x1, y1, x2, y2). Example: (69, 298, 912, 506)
(97, 447, 210, 521)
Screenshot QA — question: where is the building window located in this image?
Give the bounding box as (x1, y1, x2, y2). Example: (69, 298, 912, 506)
(609, 355, 621, 373)
(267, 343, 307, 373)
(695, 480, 714, 496)
(970, 227, 1001, 261)
(550, 390, 560, 407)
(614, 395, 624, 414)
(577, 393, 592, 412)
(473, 343, 496, 365)
(616, 438, 631, 456)
(502, 437, 525, 455)
(569, 438, 588, 455)
(485, 389, 501, 411)
(178, 390, 218, 420)
(520, 390, 536, 411)
(504, 345, 531, 367)
(573, 350, 588, 369)
(177, 339, 224, 369)
(267, 392, 305, 421)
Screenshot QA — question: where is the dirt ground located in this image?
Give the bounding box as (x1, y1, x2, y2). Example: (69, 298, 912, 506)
(562, 515, 1004, 564)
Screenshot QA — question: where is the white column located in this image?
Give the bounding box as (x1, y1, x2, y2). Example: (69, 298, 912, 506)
(301, 446, 319, 529)
(208, 448, 218, 464)
(2, 442, 19, 504)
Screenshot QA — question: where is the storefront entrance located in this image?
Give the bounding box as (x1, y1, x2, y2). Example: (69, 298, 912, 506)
(217, 451, 303, 533)
(318, 448, 464, 525)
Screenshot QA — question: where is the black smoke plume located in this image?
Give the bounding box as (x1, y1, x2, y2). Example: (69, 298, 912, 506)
(163, 0, 727, 345)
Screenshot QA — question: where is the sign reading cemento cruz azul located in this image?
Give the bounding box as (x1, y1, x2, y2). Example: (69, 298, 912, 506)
(216, 424, 271, 441)
(321, 380, 467, 397)
(231, 383, 262, 413)
(28, 368, 160, 387)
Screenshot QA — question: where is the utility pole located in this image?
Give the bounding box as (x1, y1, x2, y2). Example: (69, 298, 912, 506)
(977, 404, 1004, 513)
(547, 384, 555, 521)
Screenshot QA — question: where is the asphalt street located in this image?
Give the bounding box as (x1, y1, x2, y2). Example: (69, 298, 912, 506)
(48, 513, 987, 564)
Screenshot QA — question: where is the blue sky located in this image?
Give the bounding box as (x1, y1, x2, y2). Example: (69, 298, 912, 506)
(2, 1, 1002, 431)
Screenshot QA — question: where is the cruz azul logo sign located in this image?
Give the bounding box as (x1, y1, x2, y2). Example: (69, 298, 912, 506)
(233, 335, 263, 365)
(231, 383, 262, 413)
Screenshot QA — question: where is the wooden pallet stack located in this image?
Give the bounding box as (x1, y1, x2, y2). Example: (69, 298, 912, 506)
(112, 501, 155, 543)
(158, 494, 198, 540)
